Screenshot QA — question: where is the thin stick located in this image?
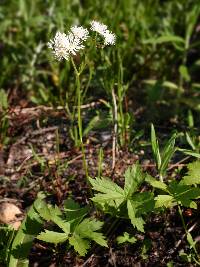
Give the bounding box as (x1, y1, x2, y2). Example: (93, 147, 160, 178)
(9, 99, 107, 117)
(167, 156, 190, 171)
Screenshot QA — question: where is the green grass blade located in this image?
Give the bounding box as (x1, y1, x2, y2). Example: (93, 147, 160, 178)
(8, 200, 44, 267)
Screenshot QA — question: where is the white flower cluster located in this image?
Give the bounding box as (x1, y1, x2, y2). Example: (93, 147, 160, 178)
(71, 25, 89, 41)
(47, 26, 89, 61)
(90, 20, 116, 45)
(48, 21, 116, 61)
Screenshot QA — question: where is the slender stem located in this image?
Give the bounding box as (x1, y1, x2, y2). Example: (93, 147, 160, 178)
(97, 147, 103, 178)
(105, 201, 126, 237)
(117, 53, 125, 147)
(178, 204, 199, 260)
(178, 205, 187, 233)
(117, 84, 124, 146)
(71, 58, 82, 145)
(112, 88, 118, 170)
(105, 217, 120, 237)
(77, 75, 82, 142)
(71, 58, 89, 183)
(159, 174, 163, 183)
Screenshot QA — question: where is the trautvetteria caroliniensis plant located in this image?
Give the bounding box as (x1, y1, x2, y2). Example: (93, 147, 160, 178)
(89, 163, 155, 233)
(47, 21, 116, 180)
(2, 160, 200, 265)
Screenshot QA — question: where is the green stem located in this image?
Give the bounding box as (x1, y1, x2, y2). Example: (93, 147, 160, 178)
(159, 174, 163, 183)
(71, 58, 89, 185)
(105, 201, 126, 237)
(97, 147, 103, 178)
(105, 217, 120, 237)
(178, 205, 187, 233)
(178, 204, 199, 260)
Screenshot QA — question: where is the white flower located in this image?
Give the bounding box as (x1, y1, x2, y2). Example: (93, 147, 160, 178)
(66, 32, 85, 55)
(48, 31, 70, 60)
(90, 20, 116, 46)
(103, 30, 116, 45)
(47, 31, 85, 61)
(71, 25, 89, 41)
(90, 20, 108, 36)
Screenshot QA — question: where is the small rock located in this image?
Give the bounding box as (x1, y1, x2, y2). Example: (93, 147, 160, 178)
(139, 150, 145, 155)
(141, 159, 150, 166)
(0, 202, 23, 230)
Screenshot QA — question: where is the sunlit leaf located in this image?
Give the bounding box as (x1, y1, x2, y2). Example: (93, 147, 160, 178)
(69, 234, 90, 256)
(37, 230, 68, 244)
(127, 200, 145, 232)
(155, 195, 174, 208)
(180, 161, 200, 185)
(124, 163, 145, 197)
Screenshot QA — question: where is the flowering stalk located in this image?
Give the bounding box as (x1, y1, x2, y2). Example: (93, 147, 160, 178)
(47, 21, 116, 187)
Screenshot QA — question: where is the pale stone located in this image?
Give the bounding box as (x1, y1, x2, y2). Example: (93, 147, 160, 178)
(0, 202, 22, 229)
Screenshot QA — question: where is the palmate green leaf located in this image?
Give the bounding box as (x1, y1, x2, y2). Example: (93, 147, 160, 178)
(89, 176, 125, 204)
(91, 199, 119, 213)
(180, 161, 200, 185)
(35, 197, 107, 256)
(35, 200, 70, 235)
(88, 232, 108, 247)
(117, 232, 137, 244)
(37, 230, 68, 244)
(127, 200, 145, 232)
(124, 163, 145, 197)
(76, 218, 103, 232)
(64, 198, 81, 211)
(49, 214, 71, 235)
(89, 176, 124, 196)
(68, 218, 107, 256)
(75, 218, 107, 247)
(33, 198, 52, 221)
(90, 166, 154, 232)
(155, 195, 174, 208)
(90, 163, 147, 208)
(131, 192, 155, 215)
(90, 193, 123, 206)
(90, 165, 152, 232)
(168, 181, 200, 208)
(68, 234, 90, 257)
(63, 198, 89, 227)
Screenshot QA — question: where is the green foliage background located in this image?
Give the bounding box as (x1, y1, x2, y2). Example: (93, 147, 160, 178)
(1, 0, 199, 116)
